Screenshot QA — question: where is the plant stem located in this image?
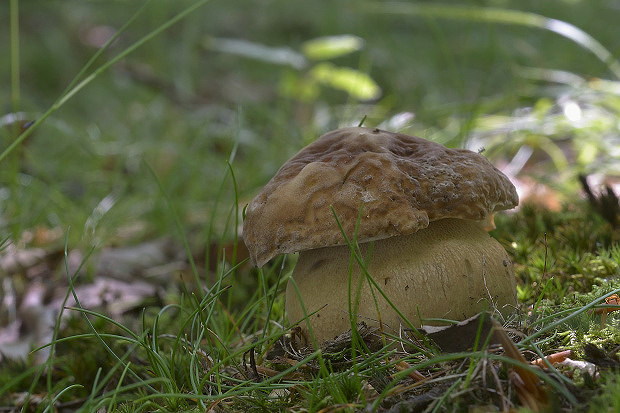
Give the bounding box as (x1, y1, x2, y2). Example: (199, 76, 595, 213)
(10, 0, 20, 112)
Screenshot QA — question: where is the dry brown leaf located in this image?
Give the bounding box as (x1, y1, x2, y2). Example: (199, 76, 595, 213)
(492, 319, 549, 412)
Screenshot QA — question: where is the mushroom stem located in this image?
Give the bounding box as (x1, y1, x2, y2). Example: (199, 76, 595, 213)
(285, 218, 516, 345)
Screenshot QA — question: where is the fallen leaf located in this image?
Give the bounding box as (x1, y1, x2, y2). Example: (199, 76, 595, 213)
(420, 312, 498, 353)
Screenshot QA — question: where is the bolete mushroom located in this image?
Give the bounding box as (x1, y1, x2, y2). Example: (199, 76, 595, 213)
(242, 127, 518, 344)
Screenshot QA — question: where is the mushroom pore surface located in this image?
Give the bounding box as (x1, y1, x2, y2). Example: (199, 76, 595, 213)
(285, 218, 516, 345)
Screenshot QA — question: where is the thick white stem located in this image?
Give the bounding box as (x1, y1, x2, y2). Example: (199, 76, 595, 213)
(285, 218, 516, 345)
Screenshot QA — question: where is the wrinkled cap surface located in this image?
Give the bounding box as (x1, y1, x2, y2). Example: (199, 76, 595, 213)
(243, 127, 519, 267)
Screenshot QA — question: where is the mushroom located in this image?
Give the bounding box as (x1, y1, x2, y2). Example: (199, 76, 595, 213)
(242, 127, 519, 344)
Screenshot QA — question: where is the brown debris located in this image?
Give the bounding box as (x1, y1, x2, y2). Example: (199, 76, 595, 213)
(531, 350, 573, 369)
(420, 312, 499, 353)
(579, 174, 620, 228)
(583, 343, 620, 371)
(492, 319, 550, 412)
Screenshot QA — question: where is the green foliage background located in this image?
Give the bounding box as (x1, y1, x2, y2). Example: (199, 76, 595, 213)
(2, 0, 620, 246)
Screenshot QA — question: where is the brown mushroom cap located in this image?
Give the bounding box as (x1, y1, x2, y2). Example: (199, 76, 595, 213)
(243, 127, 518, 267)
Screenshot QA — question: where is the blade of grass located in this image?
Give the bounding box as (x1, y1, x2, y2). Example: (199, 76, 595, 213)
(203, 121, 242, 278)
(54, 230, 156, 402)
(532, 233, 551, 314)
(21, 229, 93, 412)
(8, 0, 23, 238)
(383, 350, 577, 406)
(361, 3, 620, 79)
(226, 162, 239, 266)
(520, 287, 620, 345)
(329, 206, 433, 356)
(431, 377, 461, 412)
(144, 161, 202, 300)
(9, 0, 19, 112)
(0, 364, 42, 397)
(463, 311, 495, 388)
(59, 0, 154, 98)
(0, 0, 212, 164)
(258, 258, 286, 344)
(105, 362, 132, 412)
(41, 384, 84, 413)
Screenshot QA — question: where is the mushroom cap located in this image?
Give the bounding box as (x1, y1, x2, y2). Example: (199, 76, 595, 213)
(243, 127, 518, 267)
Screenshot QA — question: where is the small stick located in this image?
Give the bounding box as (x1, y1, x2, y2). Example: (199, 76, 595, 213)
(531, 350, 573, 368)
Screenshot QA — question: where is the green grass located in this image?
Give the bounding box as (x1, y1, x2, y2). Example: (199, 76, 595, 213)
(2, 0, 620, 411)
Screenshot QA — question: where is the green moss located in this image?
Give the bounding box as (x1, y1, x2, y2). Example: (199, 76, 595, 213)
(495, 201, 619, 306)
(587, 373, 620, 413)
